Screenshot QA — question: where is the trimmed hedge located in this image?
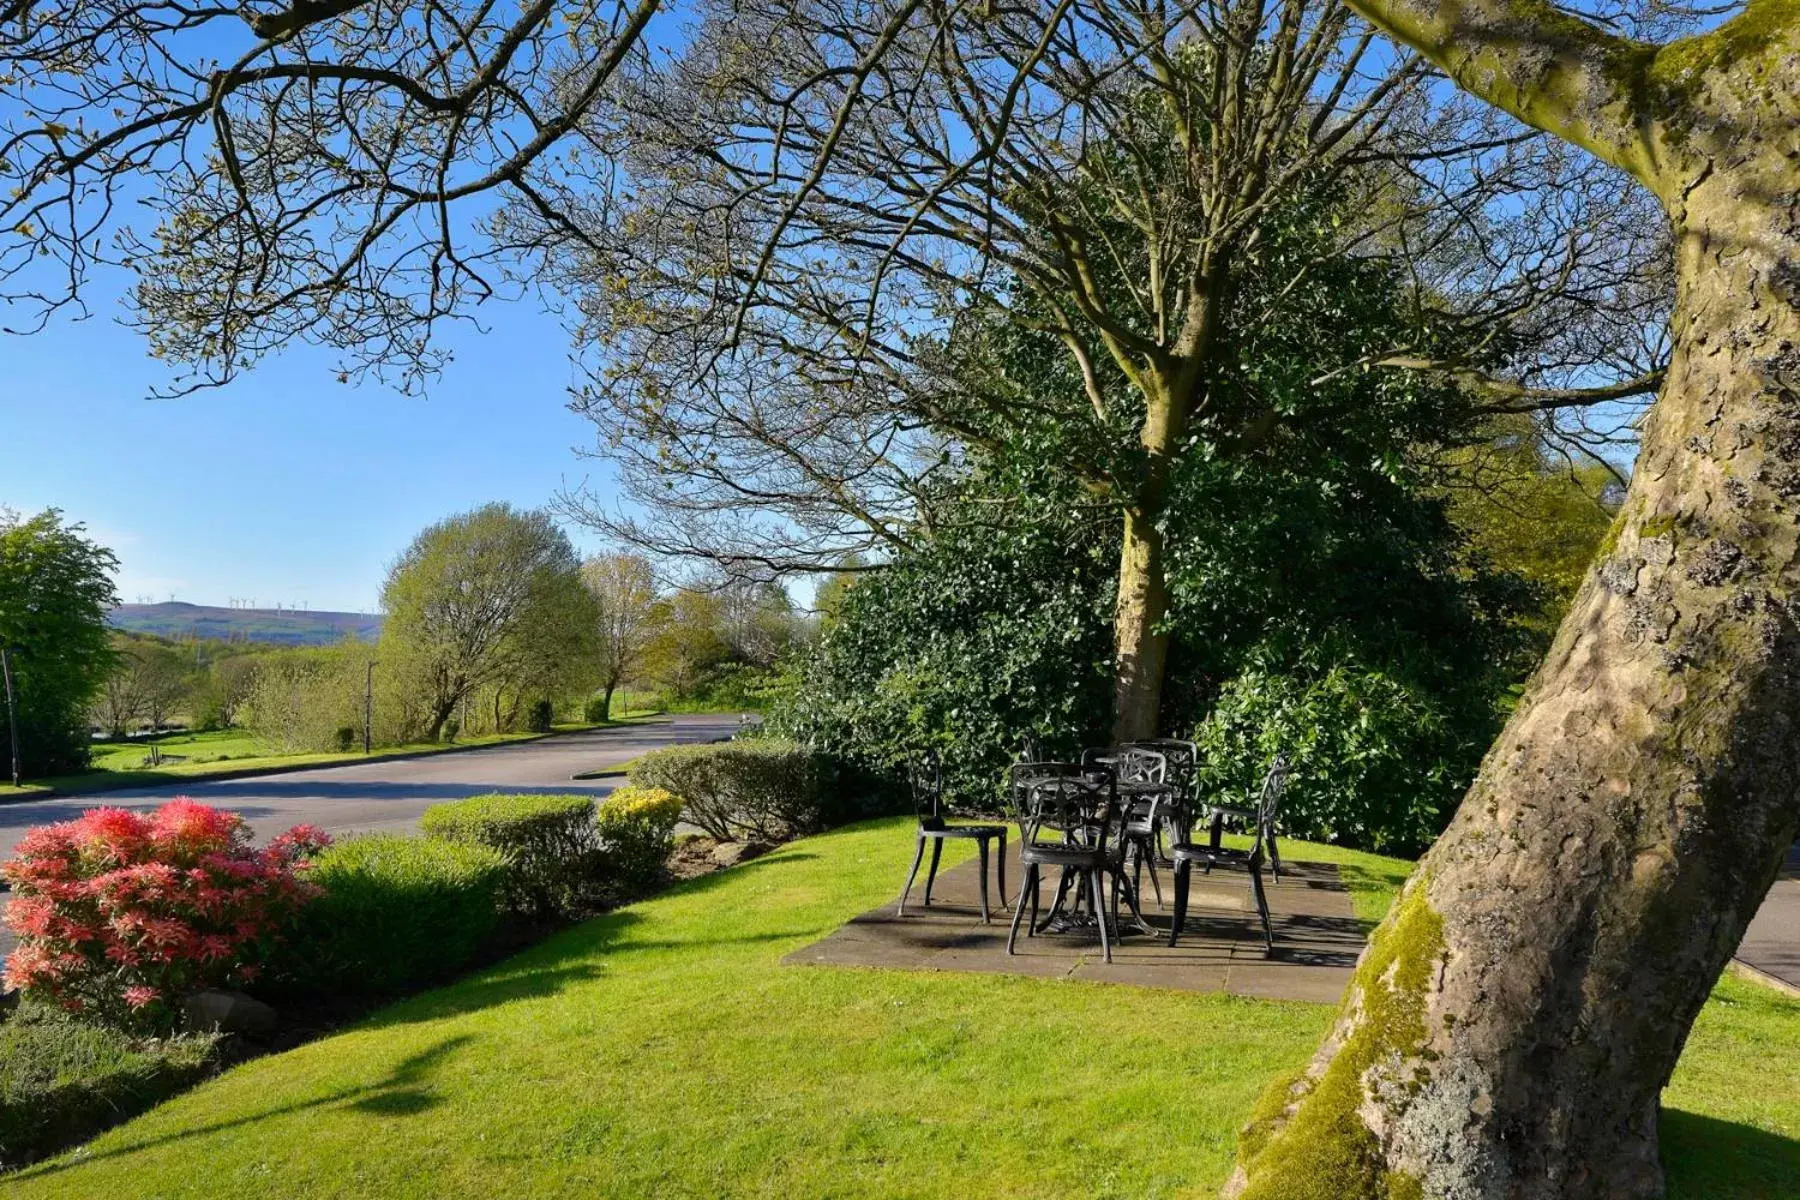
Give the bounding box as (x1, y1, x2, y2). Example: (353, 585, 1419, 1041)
(0, 1004, 217, 1170)
(596, 786, 683, 890)
(420, 793, 599, 917)
(628, 739, 823, 843)
(278, 835, 507, 997)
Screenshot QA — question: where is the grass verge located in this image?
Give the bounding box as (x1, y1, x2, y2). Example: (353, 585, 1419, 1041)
(2, 820, 1792, 1198)
(0, 1007, 217, 1171)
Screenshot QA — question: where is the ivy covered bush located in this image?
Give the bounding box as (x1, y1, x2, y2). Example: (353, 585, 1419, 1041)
(628, 740, 825, 843)
(420, 793, 599, 917)
(766, 506, 1116, 812)
(275, 834, 506, 997)
(1192, 655, 1491, 855)
(595, 786, 683, 889)
(0, 799, 327, 1032)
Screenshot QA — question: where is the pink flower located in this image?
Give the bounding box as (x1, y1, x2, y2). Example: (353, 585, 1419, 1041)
(122, 986, 160, 1010)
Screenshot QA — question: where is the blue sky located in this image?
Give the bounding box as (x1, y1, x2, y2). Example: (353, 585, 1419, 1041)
(1, 290, 616, 614)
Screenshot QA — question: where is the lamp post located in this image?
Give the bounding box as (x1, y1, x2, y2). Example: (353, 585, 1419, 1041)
(363, 659, 378, 754)
(2, 646, 20, 789)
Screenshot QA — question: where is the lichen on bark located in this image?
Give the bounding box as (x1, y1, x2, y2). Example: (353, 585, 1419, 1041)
(1232, 878, 1445, 1200)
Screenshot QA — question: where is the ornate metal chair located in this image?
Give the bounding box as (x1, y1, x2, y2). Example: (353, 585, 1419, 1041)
(897, 750, 1008, 922)
(1167, 753, 1290, 956)
(1201, 748, 1288, 880)
(1113, 747, 1172, 906)
(1124, 738, 1199, 853)
(1006, 766, 1120, 962)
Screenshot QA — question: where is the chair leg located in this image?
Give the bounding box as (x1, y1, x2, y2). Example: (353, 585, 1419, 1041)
(1169, 859, 1191, 948)
(976, 839, 991, 923)
(1007, 863, 1034, 955)
(1041, 867, 1074, 932)
(1089, 871, 1111, 964)
(997, 830, 1008, 912)
(923, 837, 944, 906)
(1251, 864, 1274, 956)
(1142, 838, 1163, 906)
(1028, 863, 1041, 937)
(1268, 833, 1282, 882)
(1110, 865, 1123, 938)
(898, 832, 926, 916)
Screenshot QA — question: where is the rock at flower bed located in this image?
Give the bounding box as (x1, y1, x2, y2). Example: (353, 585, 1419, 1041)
(710, 841, 771, 868)
(182, 989, 279, 1036)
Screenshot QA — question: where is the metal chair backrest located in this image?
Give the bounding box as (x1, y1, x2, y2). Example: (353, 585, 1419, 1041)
(1115, 747, 1166, 784)
(1126, 739, 1197, 790)
(1252, 752, 1291, 854)
(909, 750, 946, 827)
(1013, 768, 1117, 857)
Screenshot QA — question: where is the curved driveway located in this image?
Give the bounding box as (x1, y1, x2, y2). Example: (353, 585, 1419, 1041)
(0, 714, 738, 958)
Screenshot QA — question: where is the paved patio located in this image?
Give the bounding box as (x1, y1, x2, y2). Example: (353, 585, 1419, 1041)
(785, 839, 1365, 1003)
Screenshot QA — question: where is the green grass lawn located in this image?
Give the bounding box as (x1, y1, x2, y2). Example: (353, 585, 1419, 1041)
(5, 819, 1794, 1198)
(0, 718, 669, 801)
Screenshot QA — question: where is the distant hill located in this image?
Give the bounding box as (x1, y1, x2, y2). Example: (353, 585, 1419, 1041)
(109, 602, 382, 647)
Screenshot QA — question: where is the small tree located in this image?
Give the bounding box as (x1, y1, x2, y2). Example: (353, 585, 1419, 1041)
(581, 553, 659, 720)
(379, 505, 594, 741)
(0, 510, 118, 774)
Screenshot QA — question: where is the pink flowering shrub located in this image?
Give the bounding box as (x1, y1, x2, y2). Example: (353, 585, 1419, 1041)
(1, 799, 329, 1030)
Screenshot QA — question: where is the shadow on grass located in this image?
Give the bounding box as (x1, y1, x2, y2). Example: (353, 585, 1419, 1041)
(8, 1034, 477, 1183)
(360, 850, 828, 1029)
(1663, 1109, 1800, 1199)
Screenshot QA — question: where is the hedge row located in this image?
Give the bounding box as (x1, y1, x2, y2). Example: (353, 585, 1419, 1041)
(628, 739, 827, 843)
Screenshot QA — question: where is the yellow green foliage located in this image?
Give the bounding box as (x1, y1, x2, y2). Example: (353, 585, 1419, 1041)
(602, 784, 684, 825)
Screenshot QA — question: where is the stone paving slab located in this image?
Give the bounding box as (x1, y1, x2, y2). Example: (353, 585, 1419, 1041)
(784, 837, 1365, 1002)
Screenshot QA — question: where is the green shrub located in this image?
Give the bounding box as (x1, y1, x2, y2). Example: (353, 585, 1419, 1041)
(1192, 657, 1486, 855)
(527, 699, 555, 733)
(420, 793, 598, 916)
(0, 1004, 217, 1170)
(596, 786, 683, 890)
(278, 834, 506, 996)
(334, 725, 357, 752)
(628, 739, 823, 843)
(584, 695, 610, 724)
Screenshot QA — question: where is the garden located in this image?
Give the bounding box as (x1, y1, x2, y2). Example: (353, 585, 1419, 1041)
(1, 735, 1795, 1197)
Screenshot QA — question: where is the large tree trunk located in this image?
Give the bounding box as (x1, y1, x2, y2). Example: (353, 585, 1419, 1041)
(1112, 503, 1172, 742)
(1230, 102, 1800, 1199)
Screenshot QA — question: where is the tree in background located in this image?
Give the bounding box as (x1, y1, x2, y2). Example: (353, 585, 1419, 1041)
(543, 1, 1662, 744)
(640, 589, 732, 705)
(242, 642, 378, 754)
(581, 554, 658, 720)
(190, 653, 262, 731)
(1442, 416, 1622, 638)
(378, 505, 595, 741)
(91, 634, 193, 737)
(0, 510, 118, 775)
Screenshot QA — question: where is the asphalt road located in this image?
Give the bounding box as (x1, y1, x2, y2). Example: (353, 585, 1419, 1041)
(1737, 843, 1800, 992)
(0, 714, 740, 959)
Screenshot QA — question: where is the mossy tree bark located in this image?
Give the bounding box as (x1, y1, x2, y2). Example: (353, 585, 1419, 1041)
(1111, 383, 1190, 743)
(1108, 289, 1218, 744)
(1232, 5, 1800, 1198)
